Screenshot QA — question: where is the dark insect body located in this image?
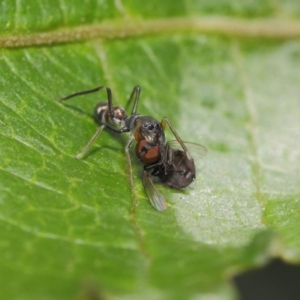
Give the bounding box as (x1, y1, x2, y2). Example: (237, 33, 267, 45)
(58, 86, 206, 211)
(152, 149, 196, 189)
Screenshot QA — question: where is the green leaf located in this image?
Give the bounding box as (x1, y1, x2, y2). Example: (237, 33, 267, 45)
(1, 1, 300, 299)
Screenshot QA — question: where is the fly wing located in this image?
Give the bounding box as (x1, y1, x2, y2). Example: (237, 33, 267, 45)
(143, 171, 167, 212)
(167, 140, 207, 159)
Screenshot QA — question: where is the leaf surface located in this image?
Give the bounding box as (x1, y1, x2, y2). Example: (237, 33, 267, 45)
(0, 1, 300, 299)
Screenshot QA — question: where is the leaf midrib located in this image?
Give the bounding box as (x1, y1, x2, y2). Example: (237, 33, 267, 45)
(1, 17, 300, 48)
